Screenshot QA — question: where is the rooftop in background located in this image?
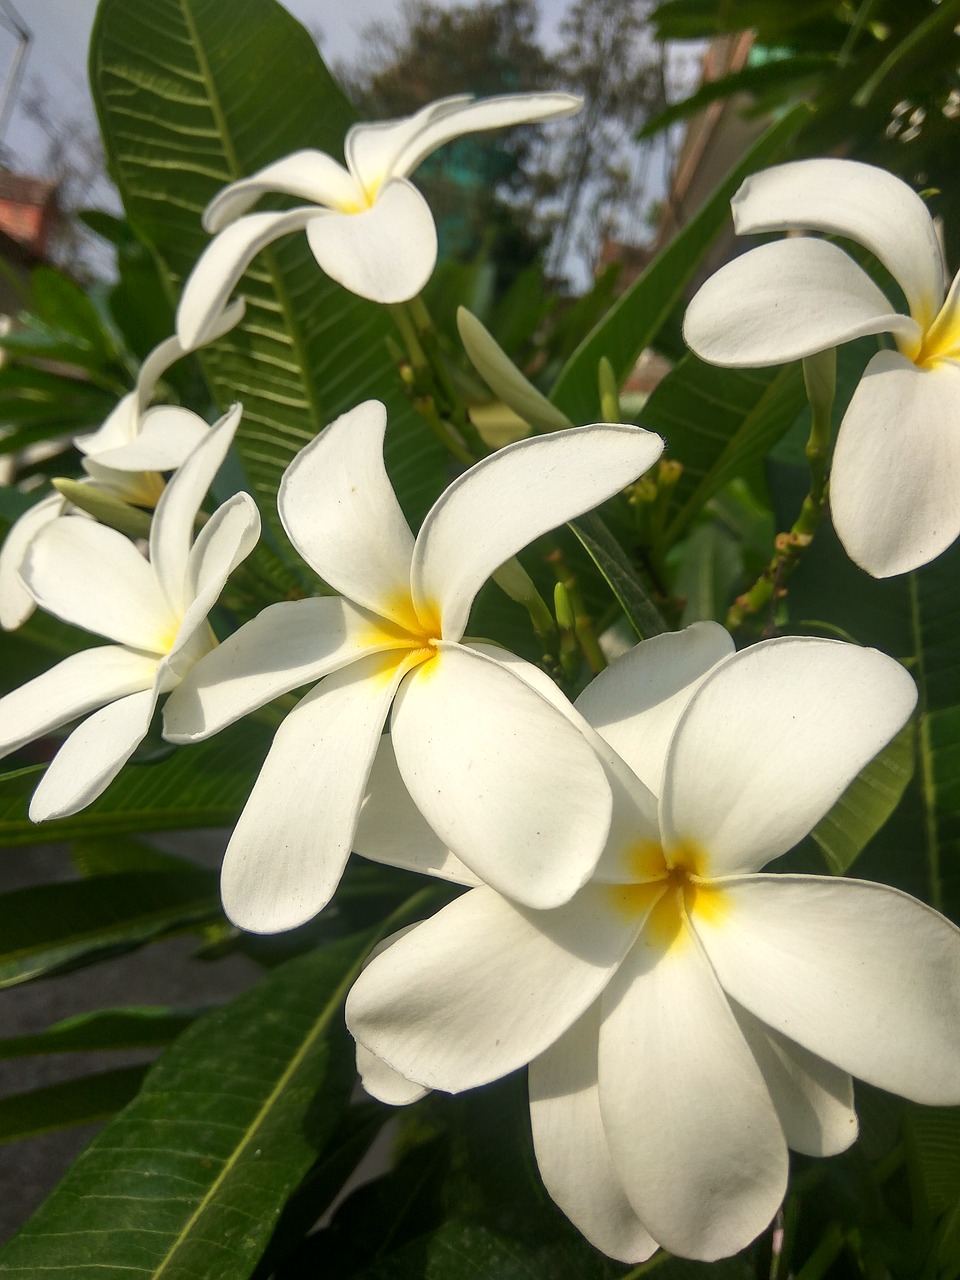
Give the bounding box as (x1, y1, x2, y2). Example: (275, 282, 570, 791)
(0, 167, 57, 258)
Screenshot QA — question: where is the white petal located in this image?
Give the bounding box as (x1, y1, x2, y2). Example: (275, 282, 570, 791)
(0, 493, 65, 630)
(176, 208, 316, 349)
(278, 400, 416, 623)
(575, 622, 734, 798)
(162, 597, 377, 742)
(695, 874, 960, 1106)
(344, 95, 476, 190)
(660, 636, 917, 874)
(133, 300, 245, 394)
(356, 1040, 428, 1106)
(345, 883, 643, 1093)
(169, 491, 260, 670)
(731, 1001, 857, 1158)
(348, 92, 581, 189)
(203, 150, 362, 230)
(148, 404, 241, 612)
(90, 406, 210, 473)
(529, 1005, 658, 1264)
(0, 645, 158, 758)
(22, 519, 175, 653)
(732, 158, 946, 329)
(220, 650, 411, 934)
(412, 423, 663, 641)
(830, 351, 960, 577)
(683, 237, 918, 367)
(305, 179, 438, 303)
(74, 392, 139, 456)
(29, 687, 158, 822)
(467, 641, 660, 880)
(599, 933, 787, 1261)
(392, 643, 612, 909)
(355, 736, 481, 887)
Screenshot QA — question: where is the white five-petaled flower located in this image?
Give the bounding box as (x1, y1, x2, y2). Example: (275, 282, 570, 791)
(163, 399, 664, 933)
(346, 623, 960, 1264)
(0, 302, 245, 631)
(0, 406, 260, 822)
(176, 91, 581, 345)
(683, 158, 960, 578)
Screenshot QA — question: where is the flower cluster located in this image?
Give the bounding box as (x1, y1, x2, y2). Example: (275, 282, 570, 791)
(2, 92, 959, 1269)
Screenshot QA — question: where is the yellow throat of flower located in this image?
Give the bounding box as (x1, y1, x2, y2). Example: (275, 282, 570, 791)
(609, 838, 729, 953)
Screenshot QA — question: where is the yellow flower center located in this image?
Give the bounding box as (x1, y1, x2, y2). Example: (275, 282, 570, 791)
(899, 287, 960, 369)
(608, 837, 729, 954)
(362, 592, 444, 685)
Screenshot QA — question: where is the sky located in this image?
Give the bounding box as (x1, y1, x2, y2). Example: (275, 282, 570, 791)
(0, 0, 572, 173)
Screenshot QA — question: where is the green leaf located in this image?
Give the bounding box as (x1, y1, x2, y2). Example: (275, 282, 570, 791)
(90, 0, 445, 553)
(0, 717, 272, 846)
(811, 724, 916, 875)
(643, 357, 807, 547)
(570, 513, 668, 639)
(671, 519, 742, 626)
(0, 868, 219, 988)
(0, 914, 425, 1280)
(0, 1066, 148, 1143)
(548, 105, 809, 424)
(638, 55, 833, 138)
(0, 1006, 202, 1058)
(905, 1103, 960, 1215)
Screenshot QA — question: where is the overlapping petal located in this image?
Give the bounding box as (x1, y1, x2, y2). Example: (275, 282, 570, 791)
(411, 422, 664, 640)
(220, 651, 414, 933)
(148, 405, 242, 611)
(176, 208, 316, 349)
(529, 1005, 658, 1264)
(390, 643, 612, 908)
(345, 883, 645, 1093)
(354, 737, 481, 887)
(203, 150, 362, 230)
(695, 875, 960, 1105)
(162, 598, 379, 742)
(28, 687, 158, 823)
(0, 492, 65, 630)
(682, 237, 918, 367)
(731, 158, 946, 327)
(278, 400, 415, 621)
(0, 645, 158, 759)
(830, 351, 960, 577)
(659, 637, 917, 874)
(598, 933, 787, 1261)
(305, 179, 438, 304)
(356, 1040, 429, 1106)
(89, 406, 210, 474)
(345, 95, 475, 194)
(731, 1002, 857, 1158)
(575, 622, 734, 797)
(22, 518, 175, 654)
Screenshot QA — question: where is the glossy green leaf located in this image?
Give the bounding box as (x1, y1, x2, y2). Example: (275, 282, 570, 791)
(547, 105, 808, 425)
(0, 1066, 148, 1144)
(811, 724, 915, 875)
(644, 357, 807, 548)
(0, 868, 219, 988)
(0, 1007, 202, 1058)
(90, 0, 445, 552)
(570, 513, 668, 639)
(0, 915, 425, 1280)
(0, 717, 273, 846)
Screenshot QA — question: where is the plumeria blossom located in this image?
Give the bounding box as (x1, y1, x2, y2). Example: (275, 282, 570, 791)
(346, 623, 960, 1263)
(0, 301, 245, 631)
(163, 399, 663, 932)
(683, 159, 960, 578)
(176, 91, 581, 344)
(0, 406, 260, 822)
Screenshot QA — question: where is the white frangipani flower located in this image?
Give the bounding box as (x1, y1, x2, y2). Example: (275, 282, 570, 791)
(0, 406, 260, 822)
(176, 91, 581, 344)
(163, 399, 664, 933)
(683, 158, 960, 578)
(345, 624, 960, 1264)
(0, 301, 245, 631)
